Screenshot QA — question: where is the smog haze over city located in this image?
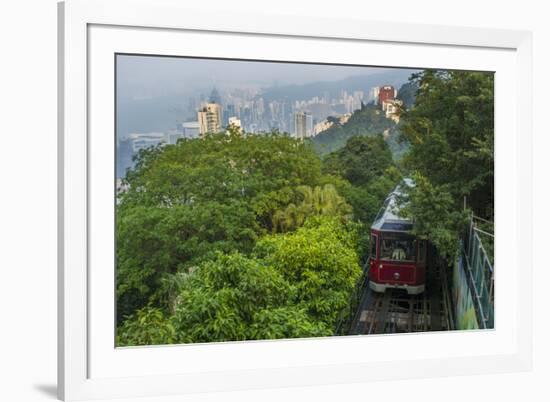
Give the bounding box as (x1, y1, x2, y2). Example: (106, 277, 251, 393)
(116, 54, 418, 177)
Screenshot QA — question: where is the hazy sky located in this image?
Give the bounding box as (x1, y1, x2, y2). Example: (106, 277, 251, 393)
(116, 54, 402, 96)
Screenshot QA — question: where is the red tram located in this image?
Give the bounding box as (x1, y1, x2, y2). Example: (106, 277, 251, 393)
(368, 179, 426, 294)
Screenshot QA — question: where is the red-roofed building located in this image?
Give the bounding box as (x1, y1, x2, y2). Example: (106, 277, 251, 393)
(378, 85, 397, 108)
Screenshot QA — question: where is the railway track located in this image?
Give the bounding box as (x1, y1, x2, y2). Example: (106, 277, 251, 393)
(349, 263, 453, 335)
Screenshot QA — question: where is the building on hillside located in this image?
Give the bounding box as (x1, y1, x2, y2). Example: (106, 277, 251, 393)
(339, 113, 352, 125)
(313, 119, 334, 136)
(198, 103, 222, 136)
(378, 85, 397, 109)
(383, 99, 403, 122)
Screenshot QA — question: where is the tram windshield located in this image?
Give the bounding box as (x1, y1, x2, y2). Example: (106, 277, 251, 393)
(380, 233, 415, 262)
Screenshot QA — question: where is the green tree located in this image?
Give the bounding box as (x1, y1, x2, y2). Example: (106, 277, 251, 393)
(400, 70, 494, 219)
(396, 70, 494, 259)
(271, 184, 352, 233)
(249, 307, 332, 339)
(397, 80, 419, 110)
(116, 201, 259, 322)
(120, 132, 323, 211)
(399, 173, 468, 258)
(117, 132, 327, 320)
(116, 306, 176, 346)
(255, 217, 362, 327)
(171, 252, 329, 343)
(322, 135, 393, 188)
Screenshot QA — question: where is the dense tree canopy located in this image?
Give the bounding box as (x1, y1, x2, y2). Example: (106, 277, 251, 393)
(255, 217, 362, 327)
(322, 135, 393, 187)
(116, 131, 367, 335)
(116, 306, 176, 347)
(168, 217, 360, 344)
(400, 70, 494, 219)
(399, 70, 494, 257)
(397, 80, 419, 110)
(271, 184, 352, 233)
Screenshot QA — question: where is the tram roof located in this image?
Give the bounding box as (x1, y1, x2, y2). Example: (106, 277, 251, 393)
(371, 178, 414, 232)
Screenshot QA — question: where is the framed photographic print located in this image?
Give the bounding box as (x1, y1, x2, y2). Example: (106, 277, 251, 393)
(58, 0, 533, 400)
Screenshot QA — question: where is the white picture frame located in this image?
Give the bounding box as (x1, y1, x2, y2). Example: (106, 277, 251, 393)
(58, 0, 533, 400)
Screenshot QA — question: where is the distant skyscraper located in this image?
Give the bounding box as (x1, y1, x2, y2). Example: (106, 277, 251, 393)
(294, 112, 313, 139)
(198, 103, 222, 136)
(209, 88, 222, 104)
(294, 112, 306, 139)
(371, 86, 381, 104)
(306, 113, 313, 137)
(224, 104, 236, 125)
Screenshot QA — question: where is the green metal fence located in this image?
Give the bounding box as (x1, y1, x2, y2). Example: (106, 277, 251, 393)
(461, 216, 494, 329)
(335, 265, 369, 336)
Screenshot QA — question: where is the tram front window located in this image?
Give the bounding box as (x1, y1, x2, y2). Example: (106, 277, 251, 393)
(380, 234, 415, 262)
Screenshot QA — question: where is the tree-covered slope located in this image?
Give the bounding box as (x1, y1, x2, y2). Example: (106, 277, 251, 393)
(312, 103, 409, 159)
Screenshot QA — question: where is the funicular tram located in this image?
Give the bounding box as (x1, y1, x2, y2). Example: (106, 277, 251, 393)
(368, 179, 427, 295)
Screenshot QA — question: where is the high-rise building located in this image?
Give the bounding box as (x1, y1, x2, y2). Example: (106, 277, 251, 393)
(294, 111, 313, 139)
(370, 86, 381, 104)
(224, 104, 236, 125)
(306, 113, 313, 137)
(209, 88, 222, 104)
(294, 112, 306, 139)
(198, 103, 222, 136)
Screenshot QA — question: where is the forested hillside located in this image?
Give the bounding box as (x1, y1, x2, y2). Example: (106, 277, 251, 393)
(311, 79, 418, 158)
(312, 104, 400, 155)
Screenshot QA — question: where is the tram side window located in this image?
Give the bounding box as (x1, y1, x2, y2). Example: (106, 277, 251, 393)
(380, 235, 415, 262)
(371, 234, 377, 259)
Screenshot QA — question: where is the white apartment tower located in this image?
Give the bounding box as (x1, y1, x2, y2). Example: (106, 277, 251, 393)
(294, 112, 306, 139)
(198, 103, 222, 136)
(294, 111, 313, 139)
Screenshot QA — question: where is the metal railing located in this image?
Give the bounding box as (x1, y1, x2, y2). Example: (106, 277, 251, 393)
(335, 264, 370, 335)
(461, 215, 494, 329)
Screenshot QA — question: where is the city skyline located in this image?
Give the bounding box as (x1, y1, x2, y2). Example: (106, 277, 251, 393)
(116, 55, 418, 177)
